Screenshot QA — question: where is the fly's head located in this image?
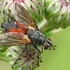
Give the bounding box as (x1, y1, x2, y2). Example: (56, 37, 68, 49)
(43, 38, 56, 50)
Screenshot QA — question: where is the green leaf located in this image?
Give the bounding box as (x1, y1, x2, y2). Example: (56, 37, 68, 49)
(0, 52, 7, 62)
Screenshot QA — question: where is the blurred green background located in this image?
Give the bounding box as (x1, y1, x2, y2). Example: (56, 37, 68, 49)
(0, 26, 70, 70)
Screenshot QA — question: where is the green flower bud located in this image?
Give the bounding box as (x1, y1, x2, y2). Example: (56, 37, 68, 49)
(6, 46, 42, 70)
(45, 0, 70, 29)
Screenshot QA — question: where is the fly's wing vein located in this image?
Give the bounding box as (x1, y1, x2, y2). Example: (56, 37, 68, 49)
(14, 3, 39, 30)
(0, 32, 31, 46)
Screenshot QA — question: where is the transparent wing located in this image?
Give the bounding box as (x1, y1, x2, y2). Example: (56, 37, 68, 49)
(13, 3, 39, 30)
(0, 32, 31, 46)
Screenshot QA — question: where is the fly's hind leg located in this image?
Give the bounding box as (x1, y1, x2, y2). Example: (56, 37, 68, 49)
(13, 45, 27, 65)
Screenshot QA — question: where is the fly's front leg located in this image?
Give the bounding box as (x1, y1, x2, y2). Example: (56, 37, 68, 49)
(33, 45, 41, 53)
(33, 45, 42, 66)
(33, 44, 43, 53)
(41, 46, 43, 53)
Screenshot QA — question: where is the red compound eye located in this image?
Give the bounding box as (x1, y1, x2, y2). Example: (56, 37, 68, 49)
(43, 38, 52, 50)
(43, 43, 48, 50)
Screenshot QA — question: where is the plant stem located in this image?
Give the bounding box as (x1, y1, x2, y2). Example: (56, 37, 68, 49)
(38, 18, 50, 33)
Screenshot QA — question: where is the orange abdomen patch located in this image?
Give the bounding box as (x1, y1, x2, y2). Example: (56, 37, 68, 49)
(7, 22, 29, 34)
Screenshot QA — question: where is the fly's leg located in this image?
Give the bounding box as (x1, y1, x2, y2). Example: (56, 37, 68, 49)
(33, 45, 41, 53)
(25, 44, 28, 54)
(13, 50, 24, 65)
(41, 46, 43, 53)
(33, 45, 42, 66)
(13, 45, 27, 65)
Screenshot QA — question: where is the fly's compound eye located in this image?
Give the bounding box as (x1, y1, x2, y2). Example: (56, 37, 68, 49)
(43, 43, 49, 50)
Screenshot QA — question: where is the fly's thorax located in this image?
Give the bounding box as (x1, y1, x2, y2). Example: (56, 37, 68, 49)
(27, 29, 45, 45)
(27, 29, 34, 36)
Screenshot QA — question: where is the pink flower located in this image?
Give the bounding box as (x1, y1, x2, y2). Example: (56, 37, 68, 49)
(12, 0, 25, 3)
(12, 0, 30, 3)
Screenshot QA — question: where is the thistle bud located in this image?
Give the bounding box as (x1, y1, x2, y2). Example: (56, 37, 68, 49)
(6, 45, 42, 70)
(44, 0, 70, 29)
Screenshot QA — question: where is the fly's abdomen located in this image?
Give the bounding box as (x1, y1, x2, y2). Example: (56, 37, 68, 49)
(1, 21, 29, 34)
(1, 21, 20, 32)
